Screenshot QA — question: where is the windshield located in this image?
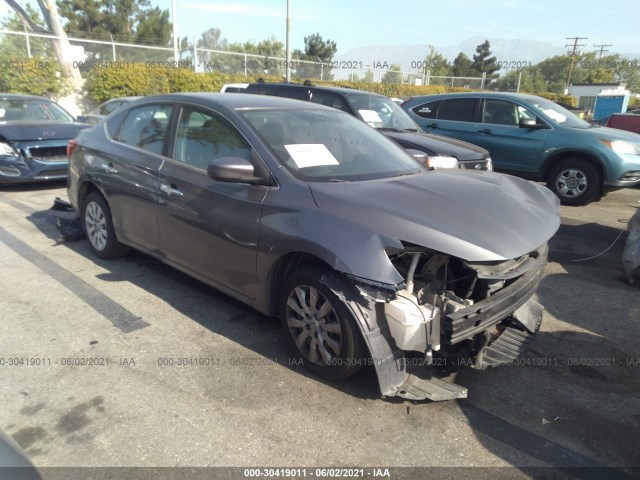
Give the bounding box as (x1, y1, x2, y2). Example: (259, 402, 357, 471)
(241, 108, 423, 182)
(345, 93, 419, 131)
(526, 97, 591, 129)
(0, 97, 74, 122)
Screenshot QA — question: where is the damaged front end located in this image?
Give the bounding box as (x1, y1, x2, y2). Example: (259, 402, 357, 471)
(322, 243, 548, 401)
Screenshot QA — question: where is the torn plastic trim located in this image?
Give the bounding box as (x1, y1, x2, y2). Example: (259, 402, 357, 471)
(320, 271, 467, 401)
(444, 243, 548, 345)
(463, 247, 541, 280)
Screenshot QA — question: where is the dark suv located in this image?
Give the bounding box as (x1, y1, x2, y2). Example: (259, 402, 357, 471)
(243, 82, 492, 171)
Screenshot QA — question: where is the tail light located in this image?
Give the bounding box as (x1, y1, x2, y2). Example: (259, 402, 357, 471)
(67, 139, 78, 158)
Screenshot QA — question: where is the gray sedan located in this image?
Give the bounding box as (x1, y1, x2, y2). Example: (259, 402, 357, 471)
(67, 93, 560, 401)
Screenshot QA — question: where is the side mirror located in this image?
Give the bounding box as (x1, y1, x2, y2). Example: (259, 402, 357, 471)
(207, 157, 267, 185)
(519, 118, 547, 129)
(76, 115, 87, 123)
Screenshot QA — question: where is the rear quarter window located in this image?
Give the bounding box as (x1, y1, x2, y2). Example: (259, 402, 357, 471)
(412, 101, 440, 119)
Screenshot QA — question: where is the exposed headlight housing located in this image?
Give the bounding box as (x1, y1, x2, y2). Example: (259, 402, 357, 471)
(0, 142, 19, 157)
(599, 139, 640, 156)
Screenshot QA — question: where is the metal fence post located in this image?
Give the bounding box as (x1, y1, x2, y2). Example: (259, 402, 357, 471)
(110, 34, 116, 61)
(24, 24, 31, 58)
(193, 41, 198, 72)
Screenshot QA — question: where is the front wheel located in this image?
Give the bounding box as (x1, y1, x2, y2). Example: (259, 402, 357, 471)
(546, 159, 600, 206)
(279, 268, 367, 381)
(82, 192, 129, 259)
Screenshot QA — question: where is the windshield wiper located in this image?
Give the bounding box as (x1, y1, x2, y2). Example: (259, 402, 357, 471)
(392, 171, 419, 178)
(376, 127, 401, 132)
(401, 128, 419, 132)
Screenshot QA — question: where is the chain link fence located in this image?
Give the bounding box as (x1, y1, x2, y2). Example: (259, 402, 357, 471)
(0, 29, 485, 88)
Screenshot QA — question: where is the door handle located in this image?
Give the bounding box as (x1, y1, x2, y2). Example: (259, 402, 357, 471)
(101, 163, 118, 174)
(427, 123, 439, 129)
(160, 183, 184, 197)
(478, 129, 493, 134)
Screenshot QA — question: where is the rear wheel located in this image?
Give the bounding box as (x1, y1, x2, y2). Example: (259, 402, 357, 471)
(546, 158, 600, 206)
(82, 192, 129, 259)
(279, 268, 367, 381)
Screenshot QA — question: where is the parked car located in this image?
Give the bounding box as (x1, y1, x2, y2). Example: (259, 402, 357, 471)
(402, 92, 640, 205)
(77, 96, 141, 125)
(243, 82, 492, 171)
(606, 113, 640, 135)
(67, 93, 560, 401)
(0, 94, 89, 185)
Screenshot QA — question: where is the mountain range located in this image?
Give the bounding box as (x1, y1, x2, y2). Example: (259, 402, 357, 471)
(332, 36, 640, 79)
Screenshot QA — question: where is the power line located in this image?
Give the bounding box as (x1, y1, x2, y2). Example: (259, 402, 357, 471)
(565, 36, 588, 89)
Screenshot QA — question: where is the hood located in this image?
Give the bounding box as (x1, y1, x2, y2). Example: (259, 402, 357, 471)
(587, 125, 640, 142)
(382, 130, 488, 160)
(309, 171, 560, 262)
(0, 121, 88, 142)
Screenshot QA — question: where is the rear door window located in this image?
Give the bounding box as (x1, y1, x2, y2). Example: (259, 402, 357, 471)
(115, 104, 174, 155)
(437, 98, 477, 122)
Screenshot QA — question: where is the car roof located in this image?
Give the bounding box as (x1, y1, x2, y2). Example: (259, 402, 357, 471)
(0, 93, 56, 101)
(103, 96, 141, 103)
(131, 92, 338, 110)
(408, 92, 548, 103)
(247, 82, 387, 98)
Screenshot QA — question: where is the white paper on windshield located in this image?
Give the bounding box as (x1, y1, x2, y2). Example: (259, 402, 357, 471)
(359, 109, 382, 124)
(284, 144, 339, 168)
(542, 109, 566, 123)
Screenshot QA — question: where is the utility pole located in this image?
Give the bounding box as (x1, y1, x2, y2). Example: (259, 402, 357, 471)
(565, 36, 587, 91)
(593, 43, 612, 67)
(285, 0, 291, 82)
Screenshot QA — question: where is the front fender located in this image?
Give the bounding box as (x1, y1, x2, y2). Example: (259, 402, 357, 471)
(258, 205, 405, 287)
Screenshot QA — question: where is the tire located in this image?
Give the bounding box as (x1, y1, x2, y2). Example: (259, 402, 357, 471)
(82, 192, 129, 259)
(546, 159, 601, 206)
(279, 267, 367, 381)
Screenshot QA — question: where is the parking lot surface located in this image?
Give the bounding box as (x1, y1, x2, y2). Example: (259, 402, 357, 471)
(0, 182, 639, 479)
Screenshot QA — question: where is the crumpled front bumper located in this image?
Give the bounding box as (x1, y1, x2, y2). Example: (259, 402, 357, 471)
(321, 244, 548, 401)
(0, 154, 68, 184)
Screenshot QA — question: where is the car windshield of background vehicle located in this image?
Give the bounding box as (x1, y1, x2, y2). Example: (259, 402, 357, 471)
(346, 93, 419, 131)
(241, 108, 423, 182)
(0, 98, 74, 122)
(529, 98, 591, 128)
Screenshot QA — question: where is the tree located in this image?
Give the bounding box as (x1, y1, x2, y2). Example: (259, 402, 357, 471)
(451, 52, 473, 77)
(363, 69, 374, 83)
(423, 45, 450, 77)
(471, 40, 500, 79)
(493, 67, 547, 93)
(381, 64, 402, 84)
(4, 0, 81, 81)
(0, 4, 50, 59)
(293, 33, 337, 80)
(57, 0, 172, 44)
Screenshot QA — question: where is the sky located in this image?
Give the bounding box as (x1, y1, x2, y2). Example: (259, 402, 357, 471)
(2, 0, 639, 55)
